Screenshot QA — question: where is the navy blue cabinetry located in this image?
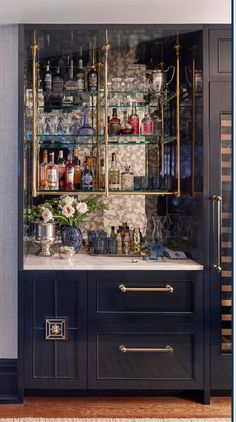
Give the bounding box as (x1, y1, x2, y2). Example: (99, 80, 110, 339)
(23, 270, 207, 398)
(87, 270, 207, 400)
(24, 271, 87, 390)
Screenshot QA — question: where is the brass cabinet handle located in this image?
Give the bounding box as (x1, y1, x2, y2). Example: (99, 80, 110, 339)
(119, 345, 174, 353)
(211, 195, 222, 273)
(118, 284, 174, 293)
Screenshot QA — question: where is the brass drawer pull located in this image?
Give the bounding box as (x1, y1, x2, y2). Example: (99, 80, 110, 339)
(119, 345, 174, 353)
(118, 284, 174, 293)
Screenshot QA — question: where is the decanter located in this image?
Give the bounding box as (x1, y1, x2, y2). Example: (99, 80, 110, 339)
(78, 107, 96, 135)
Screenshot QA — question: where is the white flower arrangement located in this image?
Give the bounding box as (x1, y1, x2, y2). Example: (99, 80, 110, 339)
(28, 195, 108, 228)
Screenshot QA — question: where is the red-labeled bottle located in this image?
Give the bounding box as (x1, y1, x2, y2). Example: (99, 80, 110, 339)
(129, 104, 139, 135)
(65, 154, 75, 190)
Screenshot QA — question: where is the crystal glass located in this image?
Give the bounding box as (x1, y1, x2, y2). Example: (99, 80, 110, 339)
(125, 77, 134, 91)
(78, 107, 96, 135)
(112, 77, 121, 91)
(55, 115, 65, 135)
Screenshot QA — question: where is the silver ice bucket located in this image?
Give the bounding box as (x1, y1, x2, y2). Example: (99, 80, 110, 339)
(34, 220, 56, 257)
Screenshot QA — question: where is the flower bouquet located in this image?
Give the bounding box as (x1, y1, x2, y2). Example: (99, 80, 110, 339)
(28, 195, 108, 253)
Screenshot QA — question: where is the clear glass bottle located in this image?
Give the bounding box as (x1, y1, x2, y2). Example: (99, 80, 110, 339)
(109, 108, 121, 135)
(99, 158, 105, 190)
(56, 150, 66, 190)
(142, 106, 154, 135)
(109, 152, 120, 190)
(120, 110, 133, 135)
(47, 152, 59, 191)
(116, 230, 123, 254)
(65, 154, 75, 191)
(40, 149, 49, 190)
(78, 107, 96, 135)
(81, 163, 93, 190)
(129, 103, 140, 135)
(121, 166, 134, 190)
(110, 226, 116, 239)
(73, 148, 81, 190)
(123, 229, 130, 255)
(65, 59, 77, 91)
(76, 58, 85, 92)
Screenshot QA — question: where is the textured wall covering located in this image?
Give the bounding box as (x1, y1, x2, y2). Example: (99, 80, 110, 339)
(0, 25, 18, 358)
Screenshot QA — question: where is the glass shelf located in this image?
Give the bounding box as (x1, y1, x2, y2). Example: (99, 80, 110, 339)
(38, 104, 147, 110)
(36, 189, 178, 197)
(27, 133, 176, 146)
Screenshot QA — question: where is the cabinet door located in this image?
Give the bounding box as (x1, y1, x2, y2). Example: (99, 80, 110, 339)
(88, 323, 203, 390)
(24, 271, 87, 390)
(209, 29, 232, 80)
(209, 82, 232, 390)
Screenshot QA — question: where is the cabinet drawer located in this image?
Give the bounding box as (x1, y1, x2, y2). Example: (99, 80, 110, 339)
(88, 324, 203, 389)
(88, 271, 203, 322)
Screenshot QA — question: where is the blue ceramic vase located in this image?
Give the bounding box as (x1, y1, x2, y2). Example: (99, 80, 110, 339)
(60, 226, 83, 253)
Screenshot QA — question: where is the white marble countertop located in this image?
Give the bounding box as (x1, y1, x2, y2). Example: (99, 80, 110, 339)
(24, 246, 204, 271)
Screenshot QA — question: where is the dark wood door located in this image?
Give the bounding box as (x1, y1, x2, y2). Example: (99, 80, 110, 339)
(209, 82, 232, 390)
(24, 271, 87, 390)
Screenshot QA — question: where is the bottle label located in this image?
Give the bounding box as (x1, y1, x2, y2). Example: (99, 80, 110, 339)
(66, 168, 74, 184)
(121, 173, 134, 190)
(53, 76, 63, 93)
(44, 74, 52, 91)
(77, 78, 85, 91)
(143, 119, 154, 135)
(109, 123, 120, 135)
(82, 174, 93, 189)
(88, 73, 97, 90)
(47, 169, 58, 189)
(109, 171, 120, 189)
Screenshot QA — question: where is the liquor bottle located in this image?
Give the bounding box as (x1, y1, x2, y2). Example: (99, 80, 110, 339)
(109, 152, 120, 190)
(76, 57, 85, 91)
(47, 152, 59, 191)
(56, 150, 66, 190)
(99, 158, 105, 189)
(110, 226, 116, 239)
(120, 110, 133, 135)
(65, 59, 77, 91)
(78, 107, 96, 135)
(87, 48, 98, 93)
(52, 65, 64, 107)
(142, 106, 154, 135)
(116, 230, 123, 254)
(123, 229, 130, 255)
(52, 65, 64, 93)
(129, 103, 140, 135)
(109, 109, 121, 135)
(65, 154, 75, 190)
(42, 61, 52, 93)
(40, 149, 49, 190)
(81, 163, 93, 190)
(73, 148, 81, 190)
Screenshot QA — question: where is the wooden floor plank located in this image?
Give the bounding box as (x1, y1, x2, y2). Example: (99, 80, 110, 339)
(0, 396, 231, 418)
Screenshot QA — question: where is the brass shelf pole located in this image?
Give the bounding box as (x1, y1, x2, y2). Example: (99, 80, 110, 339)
(102, 30, 110, 197)
(191, 46, 196, 197)
(96, 54, 102, 189)
(175, 34, 181, 196)
(31, 31, 39, 198)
